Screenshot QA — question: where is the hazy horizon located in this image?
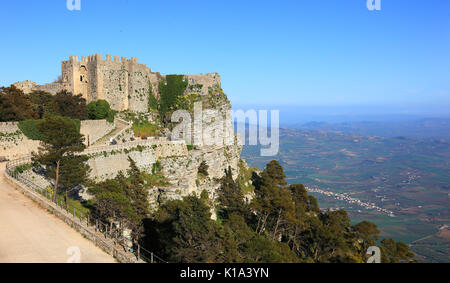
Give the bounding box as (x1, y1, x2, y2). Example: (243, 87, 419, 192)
(1, 1, 449, 115)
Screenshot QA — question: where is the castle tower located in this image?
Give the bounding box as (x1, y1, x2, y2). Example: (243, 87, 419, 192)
(62, 56, 89, 102)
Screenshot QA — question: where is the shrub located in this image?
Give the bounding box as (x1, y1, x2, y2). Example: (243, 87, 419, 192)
(198, 161, 209, 177)
(152, 160, 162, 175)
(133, 120, 160, 138)
(18, 116, 81, 141)
(87, 100, 115, 121)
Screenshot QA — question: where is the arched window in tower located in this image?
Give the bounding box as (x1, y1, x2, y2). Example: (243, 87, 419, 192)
(79, 66, 88, 83)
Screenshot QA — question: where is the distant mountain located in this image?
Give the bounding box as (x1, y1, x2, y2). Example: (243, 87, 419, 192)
(291, 118, 450, 140)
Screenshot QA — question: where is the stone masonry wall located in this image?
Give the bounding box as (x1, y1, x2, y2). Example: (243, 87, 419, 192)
(0, 122, 40, 160)
(12, 81, 33, 94)
(80, 119, 115, 146)
(32, 82, 64, 95)
(86, 140, 188, 180)
(0, 120, 114, 160)
(0, 122, 20, 134)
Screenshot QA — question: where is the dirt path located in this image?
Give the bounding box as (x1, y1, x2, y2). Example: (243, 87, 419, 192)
(0, 163, 116, 263)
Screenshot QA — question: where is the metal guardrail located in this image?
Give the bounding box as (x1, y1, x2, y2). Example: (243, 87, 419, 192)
(5, 156, 168, 263)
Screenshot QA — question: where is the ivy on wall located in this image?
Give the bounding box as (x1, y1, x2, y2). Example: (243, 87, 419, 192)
(158, 75, 188, 124)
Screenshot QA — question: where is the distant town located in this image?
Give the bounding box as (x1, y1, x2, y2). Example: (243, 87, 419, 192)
(306, 185, 395, 217)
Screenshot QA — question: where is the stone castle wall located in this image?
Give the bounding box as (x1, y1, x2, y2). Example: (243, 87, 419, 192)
(0, 122, 40, 160)
(11, 54, 220, 114)
(86, 139, 188, 180)
(0, 120, 114, 160)
(0, 122, 20, 134)
(80, 119, 115, 146)
(185, 73, 221, 95)
(12, 81, 33, 94)
(32, 82, 64, 94)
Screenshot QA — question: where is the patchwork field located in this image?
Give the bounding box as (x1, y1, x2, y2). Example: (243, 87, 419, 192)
(242, 127, 450, 262)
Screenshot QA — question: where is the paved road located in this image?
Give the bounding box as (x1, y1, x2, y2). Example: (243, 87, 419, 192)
(0, 163, 116, 263)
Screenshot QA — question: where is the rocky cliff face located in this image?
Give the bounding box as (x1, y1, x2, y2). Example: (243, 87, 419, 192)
(148, 87, 243, 211)
(82, 86, 244, 214)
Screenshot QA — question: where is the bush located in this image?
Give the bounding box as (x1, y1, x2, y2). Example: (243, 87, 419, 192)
(152, 160, 161, 175)
(18, 116, 81, 141)
(133, 120, 160, 138)
(12, 163, 32, 177)
(87, 100, 115, 121)
(198, 161, 209, 177)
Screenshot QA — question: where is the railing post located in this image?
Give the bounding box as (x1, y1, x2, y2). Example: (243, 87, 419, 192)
(137, 244, 140, 260)
(151, 252, 154, 263)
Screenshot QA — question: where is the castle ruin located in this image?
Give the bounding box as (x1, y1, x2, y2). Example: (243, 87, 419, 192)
(13, 54, 221, 112)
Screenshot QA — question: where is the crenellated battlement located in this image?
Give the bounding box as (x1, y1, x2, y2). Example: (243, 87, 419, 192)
(70, 54, 140, 65)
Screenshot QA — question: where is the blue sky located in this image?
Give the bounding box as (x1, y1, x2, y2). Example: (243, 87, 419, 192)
(0, 0, 449, 116)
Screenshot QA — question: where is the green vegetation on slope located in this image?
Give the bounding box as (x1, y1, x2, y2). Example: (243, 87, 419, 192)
(18, 116, 81, 141)
(141, 161, 416, 263)
(132, 120, 160, 138)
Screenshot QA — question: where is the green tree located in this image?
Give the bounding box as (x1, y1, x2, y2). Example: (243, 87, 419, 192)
(251, 160, 295, 240)
(352, 221, 380, 257)
(0, 86, 36, 121)
(89, 174, 133, 240)
(150, 195, 230, 263)
(50, 90, 87, 120)
(122, 156, 151, 241)
(58, 153, 91, 208)
(217, 166, 249, 221)
(89, 157, 150, 243)
(29, 90, 53, 119)
(32, 115, 86, 202)
(87, 99, 114, 121)
(380, 238, 416, 263)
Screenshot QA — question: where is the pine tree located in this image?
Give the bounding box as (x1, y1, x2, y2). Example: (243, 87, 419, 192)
(217, 166, 248, 220)
(32, 115, 86, 202)
(58, 153, 90, 208)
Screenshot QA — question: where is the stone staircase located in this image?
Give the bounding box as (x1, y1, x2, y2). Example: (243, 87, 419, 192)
(91, 118, 132, 147)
